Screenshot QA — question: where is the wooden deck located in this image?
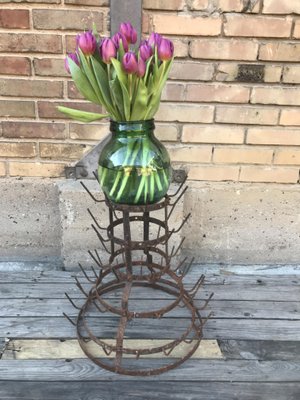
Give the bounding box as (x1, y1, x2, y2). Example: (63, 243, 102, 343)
(0, 266, 300, 399)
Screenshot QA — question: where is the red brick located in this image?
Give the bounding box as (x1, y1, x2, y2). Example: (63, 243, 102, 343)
(247, 128, 300, 146)
(1, 0, 60, 3)
(0, 57, 31, 75)
(293, 20, 300, 39)
(259, 43, 300, 62)
(0, 79, 63, 98)
(33, 9, 103, 31)
(161, 83, 185, 102)
(39, 142, 92, 160)
(186, 83, 250, 103)
(0, 10, 30, 29)
(240, 166, 299, 183)
(156, 103, 214, 123)
(190, 39, 258, 61)
(38, 101, 102, 119)
(188, 165, 240, 181)
(0, 101, 35, 118)
(9, 162, 65, 178)
(169, 61, 214, 81)
(68, 82, 84, 100)
(251, 87, 300, 106)
(274, 149, 300, 165)
(280, 109, 300, 126)
(34, 58, 68, 77)
(152, 14, 222, 36)
(168, 145, 212, 163)
(2, 122, 66, 139)
(182, 125, 245, 144)
(65, 0, 108, 4)
(0, 142, 36, 158)
(0, 34, 62, 54)
(216, 106, 279, 125)
(224, 15, 292, 38)
(144, 0, 184, 9)
(213, 146, 273, 164)
(263, 0, 300, 14)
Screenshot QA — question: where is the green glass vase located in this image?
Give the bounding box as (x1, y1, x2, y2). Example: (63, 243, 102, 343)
(98, 120, 172, 205)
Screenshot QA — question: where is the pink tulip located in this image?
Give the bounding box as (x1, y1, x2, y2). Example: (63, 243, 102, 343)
(76, 31, 97, 55)
(139, 42, 152, 61)
(136, 58, 146, 77)
(148, 32, 162, 48)
(64, 53, 80, 74)
(122, 52, 138, 74)
(100, 38, 117, 64)
(112, 32, 129, 52)
(158, 38, 174, 61)
(119, 22, 137, 44)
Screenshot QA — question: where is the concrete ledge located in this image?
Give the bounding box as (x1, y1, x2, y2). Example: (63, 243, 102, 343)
(1, 178, 300, 269)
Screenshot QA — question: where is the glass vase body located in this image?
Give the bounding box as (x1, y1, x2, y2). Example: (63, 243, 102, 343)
(98, 120, 171, 205)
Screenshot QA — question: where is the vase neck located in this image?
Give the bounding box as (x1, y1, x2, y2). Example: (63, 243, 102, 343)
(110, 119, 155, 137)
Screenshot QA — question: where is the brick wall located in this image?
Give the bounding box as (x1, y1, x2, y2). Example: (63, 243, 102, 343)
(1, 0, 300, 184)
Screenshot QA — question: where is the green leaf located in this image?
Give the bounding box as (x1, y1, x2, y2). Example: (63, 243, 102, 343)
(109, 77, 125, 120)
(131, 79, 148, 121)
(90, 57, 116, 117)
(111, 58, 130, 120)
(57, 106, 108, 122)
(143, 55, 153, 84)
(78, 49, 106, 106)
(68, 58, 100, 105)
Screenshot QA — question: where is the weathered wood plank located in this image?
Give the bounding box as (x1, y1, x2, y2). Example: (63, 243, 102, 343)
(0, 382, 299, 400)
(2, 339, 222, 360)
(219, 340, 300, 361)
(1, 283, 299, 301)
(1, 317, 300, 340)
(0, 298, 299, 320)
(0, 269, 299, 285)
(0, 359, 300, 381)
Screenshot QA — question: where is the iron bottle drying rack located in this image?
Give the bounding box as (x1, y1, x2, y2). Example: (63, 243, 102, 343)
(64, 173, 213, 376)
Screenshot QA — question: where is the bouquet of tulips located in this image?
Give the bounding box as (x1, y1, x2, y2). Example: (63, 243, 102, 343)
(59, 23, 174, 204)
(59, 22, 174, 122)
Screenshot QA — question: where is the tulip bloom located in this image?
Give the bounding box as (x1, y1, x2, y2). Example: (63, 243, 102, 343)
(158, 38, 174, 61)
(148, 32, 162, 48)
(136, 58, 146, 78)
(76, 31, 97, 55)
(100, 38, 117, 64)
(139, 42, 152, 61)
(119, 22, 137, 44)
(112, 32, 129, 52)
(122, 52, 138, 74)
(64, 53, 80, 74)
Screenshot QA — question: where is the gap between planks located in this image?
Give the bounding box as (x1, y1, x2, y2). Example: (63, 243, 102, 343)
(2, 339, 222, 360)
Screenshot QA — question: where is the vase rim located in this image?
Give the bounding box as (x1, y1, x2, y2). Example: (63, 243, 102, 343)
(110, 119, 155, 134)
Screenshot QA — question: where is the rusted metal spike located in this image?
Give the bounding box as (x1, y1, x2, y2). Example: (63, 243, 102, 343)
(78, 263, 95, 284)
(80, 181, 104, 203)
(94, 249, 103, 266)
(63, 312, 76, 326)
(92, 225, 112, 254)
(189, 274, 205, 296)
(168, 186, 188, 219)
(88, 250, 102, 268)
(182, 257, 195, 277)
(197, 292, 214, 310)
(168, 175, 188, 198)
(102, 345, 113, 356)
(174, 256, 188, 273)
(75, 277, 89, 298)
(173, 213, 191, 234)
(92, 300, 106, 314)
(90, 265, 98, 279)
(65, 292, 81, 310)
(92, 170, 99, 182)
(156, 225, 162, 240)
(87, 208, 106, 231)
(170, 237, 186, 260)
(163, 343, 176, 356)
